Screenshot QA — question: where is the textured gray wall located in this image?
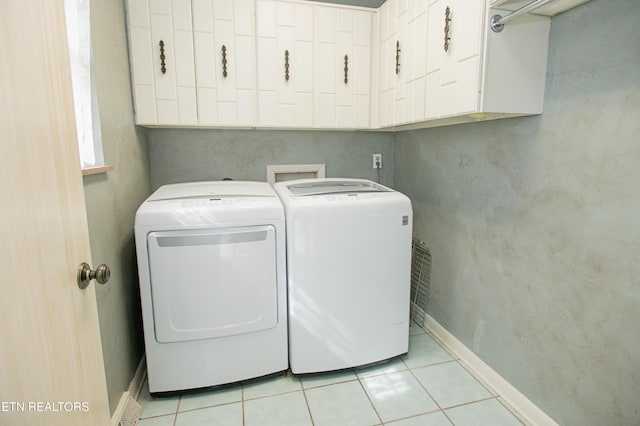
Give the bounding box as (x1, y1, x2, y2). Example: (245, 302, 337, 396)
(148, 129, 394, 190)
(83, 0, 151, 413)
(393, 0, 640, 424)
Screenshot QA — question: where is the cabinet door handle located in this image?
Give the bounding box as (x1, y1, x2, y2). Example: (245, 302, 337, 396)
(444, 6, 451, 52)
(344, 54, 349, 84)
(395, 40, 401, 75)
(159, 40, 167, 74)
(285, 50, 290, 81)
(221, 45, 228, 78)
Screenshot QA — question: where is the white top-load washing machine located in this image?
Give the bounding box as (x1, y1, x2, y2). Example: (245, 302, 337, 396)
(135, 181, 288, 393)
(273, 178, 413, 374)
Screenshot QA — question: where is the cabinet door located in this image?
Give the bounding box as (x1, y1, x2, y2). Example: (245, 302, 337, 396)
(425, 0, 484, 118)
(377, 0, 395, 128)
(193, 0, 256, 126)
(393, 0, 407, 125)
(403, 0, 428, 123)
(314, 5, 337, 128)
(336, 9, 372, 129)
(256, 1, 314, 128)
(315, 6, 373, 129)
(127, 0, 197, 125)
(351, 10, 372, 129)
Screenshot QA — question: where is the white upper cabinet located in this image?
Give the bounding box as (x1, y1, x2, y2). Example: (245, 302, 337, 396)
(256, 1, 314, 128)
(421, 0, 551, 126)
(192, 0, 257, 126)
(125, 0, 558, 130)
(127, 0, 198, 125)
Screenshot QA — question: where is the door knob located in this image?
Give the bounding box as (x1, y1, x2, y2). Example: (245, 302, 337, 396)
(77, 262, 111, 289)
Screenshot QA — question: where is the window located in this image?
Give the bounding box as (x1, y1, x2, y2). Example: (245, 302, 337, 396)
(64, 0, 105, 169)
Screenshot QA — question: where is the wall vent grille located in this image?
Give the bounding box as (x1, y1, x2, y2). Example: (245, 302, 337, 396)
(410, 238, 431, 324)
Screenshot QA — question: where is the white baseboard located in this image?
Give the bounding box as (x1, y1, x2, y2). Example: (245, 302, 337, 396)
(128, 355, 147, 399)
(422, 314, 558, 426)
(111, 355, 146, 426)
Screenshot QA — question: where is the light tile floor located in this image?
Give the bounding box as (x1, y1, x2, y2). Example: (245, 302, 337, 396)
(138, 323, 526, 425)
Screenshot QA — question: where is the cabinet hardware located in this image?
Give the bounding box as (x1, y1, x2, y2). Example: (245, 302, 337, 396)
(285, 50, 290, 81)
(395, 41, 401, 75)
(159, 40, 167, 74)
(344, 54, 349, 84)
(222, 45, 228, 78)
(444, 6, 451, 52)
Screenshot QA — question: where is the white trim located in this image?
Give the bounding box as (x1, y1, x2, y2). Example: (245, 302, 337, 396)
(266, 164, 326, 185)
(129, 356, 147, 399)
(422, 314, 558, 426)
(110, 356, 146, 426)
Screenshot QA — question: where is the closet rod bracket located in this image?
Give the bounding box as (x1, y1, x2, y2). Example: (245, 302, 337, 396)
(490, 14, 505, 32)
(490, 0, 554, 33)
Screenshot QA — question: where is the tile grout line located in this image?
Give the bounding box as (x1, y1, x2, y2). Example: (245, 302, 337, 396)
(419, 324, 527, 424)
(380, 408, 450, 425)
(406, 357, 459, 371)
(406, 360, 447, 413)
(408, 327, 512, 423)
(425, 331, 463, 362)
(355, 373, 385, 426)
(440, 394, 500, 411)
(455, 358, 500, 396)
(169, 400, 241, 415)
(300, 380, 316, 426)
(241, 382, 246, 426)
(243, 388, 301, 401)
(404, 336, 456, 426)
(495, 396, 529, 426)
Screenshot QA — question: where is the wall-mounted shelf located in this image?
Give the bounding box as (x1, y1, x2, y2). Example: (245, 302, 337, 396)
(489, 0, 590, 16)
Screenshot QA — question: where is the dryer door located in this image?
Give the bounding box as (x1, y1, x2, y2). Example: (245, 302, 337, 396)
(147, 225, 278, 343)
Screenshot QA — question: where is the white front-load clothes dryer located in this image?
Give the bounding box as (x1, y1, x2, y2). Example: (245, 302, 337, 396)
(273, 178, 413, 374)
(135, 181, 288, 393)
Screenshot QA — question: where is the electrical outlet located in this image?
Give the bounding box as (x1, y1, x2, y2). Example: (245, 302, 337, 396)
(373, 153, 382, 169)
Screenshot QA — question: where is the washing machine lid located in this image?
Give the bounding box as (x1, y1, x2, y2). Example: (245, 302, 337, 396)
(136, 181, 284, 228)
(285, 179, 390, 196)
(147, 181, 276, 201)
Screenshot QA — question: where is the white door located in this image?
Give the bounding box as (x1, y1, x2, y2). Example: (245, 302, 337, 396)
(0, 2, 110, 425)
